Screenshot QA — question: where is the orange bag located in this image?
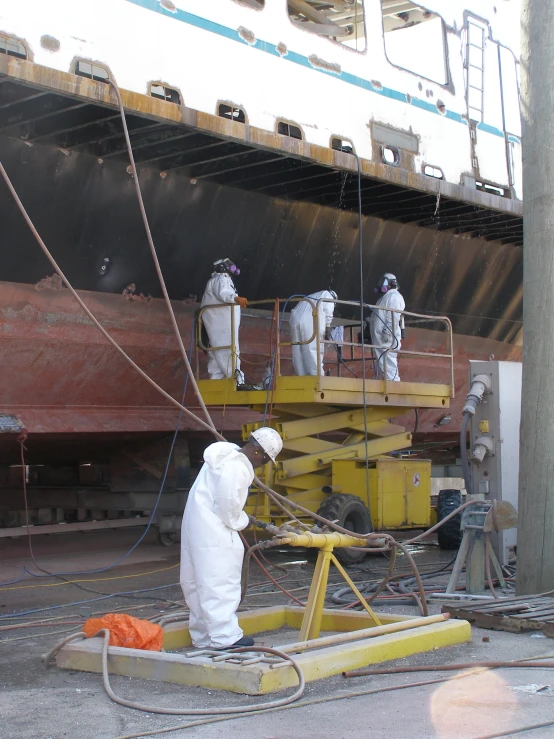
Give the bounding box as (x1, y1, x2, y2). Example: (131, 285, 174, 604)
(83, 613, 163, 651)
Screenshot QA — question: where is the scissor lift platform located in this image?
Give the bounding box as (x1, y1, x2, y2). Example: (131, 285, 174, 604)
(196, 376, 451, 410)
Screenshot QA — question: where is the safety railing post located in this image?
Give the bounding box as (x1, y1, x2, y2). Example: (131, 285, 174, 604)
(315, 305, 321, 391)
(195, 314, 200, 379)
(275, 298, 281, 378)
(230, 304, 236, 378)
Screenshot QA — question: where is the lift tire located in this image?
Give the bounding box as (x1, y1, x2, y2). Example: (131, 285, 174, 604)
(437, 489, 463, 550)
(158, 531, 177, 547)
(317, 494, 373, 566)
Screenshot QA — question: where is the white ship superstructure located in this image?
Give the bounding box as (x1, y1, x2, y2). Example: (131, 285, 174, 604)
(0, 0, 521, 197)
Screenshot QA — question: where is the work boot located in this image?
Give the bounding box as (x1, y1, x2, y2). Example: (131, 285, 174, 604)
(215, 636, 255, 650)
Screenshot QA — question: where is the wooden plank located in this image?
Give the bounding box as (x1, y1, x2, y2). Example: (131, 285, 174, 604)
(443, 595, 554, 612)
(472, 604, 533, 614)
(472, 614, 522, 632)
(444, 594, 554, 635)
(0, 517, 150, 538)
(512, 608, 554, 620)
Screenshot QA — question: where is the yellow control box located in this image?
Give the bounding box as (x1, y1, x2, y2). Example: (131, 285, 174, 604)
(332, 458, 431, 530)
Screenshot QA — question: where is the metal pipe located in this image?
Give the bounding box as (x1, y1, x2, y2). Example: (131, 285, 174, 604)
(278, 613, 449, 653)
(276, 532, 369, 549)
(343, 659, 554, 678)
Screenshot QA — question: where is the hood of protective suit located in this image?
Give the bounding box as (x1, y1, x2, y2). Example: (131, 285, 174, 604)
(203, 441, 249, 472)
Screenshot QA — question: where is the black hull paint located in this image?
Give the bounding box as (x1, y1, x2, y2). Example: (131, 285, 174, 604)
(1, 136, 522, 343)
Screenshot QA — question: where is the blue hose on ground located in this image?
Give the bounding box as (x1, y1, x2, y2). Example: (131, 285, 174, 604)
(0, 583, 180, 620)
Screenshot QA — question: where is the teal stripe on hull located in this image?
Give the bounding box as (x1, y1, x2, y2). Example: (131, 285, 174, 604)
(126, 0, 521, 142)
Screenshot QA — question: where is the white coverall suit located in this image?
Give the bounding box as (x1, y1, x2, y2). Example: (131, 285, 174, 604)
(289, 290, 335, 376)
(369, 288, 405, 381)
(201, 272, 243, 381)
(180, 442, 253, 648)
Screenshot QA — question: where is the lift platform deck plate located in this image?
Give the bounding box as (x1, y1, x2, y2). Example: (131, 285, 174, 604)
(55, 606, 470, 695)
(196, 377, 451, 409)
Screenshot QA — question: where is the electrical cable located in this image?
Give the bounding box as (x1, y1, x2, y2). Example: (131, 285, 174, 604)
(334, 340, 358, 376)
(0, 162, 218, 437)
(107, 80, 216, 434)
(239, 533, 306, 607)
(355, 154, 372, 532)
(0, 564, 179, 591)
(0, 583, 180, 621)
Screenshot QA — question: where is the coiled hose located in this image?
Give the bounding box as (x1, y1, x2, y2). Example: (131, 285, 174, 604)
(43, 630, 305, 715)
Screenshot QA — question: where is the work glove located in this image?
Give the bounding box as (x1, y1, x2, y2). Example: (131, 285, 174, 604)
(247, 514, 258, 527)
(235, 296, 248, 309)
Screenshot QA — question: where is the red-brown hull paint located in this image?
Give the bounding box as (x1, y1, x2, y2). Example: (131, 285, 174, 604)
(1, 282, 522, 439)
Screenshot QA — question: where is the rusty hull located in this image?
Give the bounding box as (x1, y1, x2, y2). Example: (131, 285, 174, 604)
(0, 282, 521, 460)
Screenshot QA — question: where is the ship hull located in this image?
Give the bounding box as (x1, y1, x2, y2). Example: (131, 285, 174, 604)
(0, 280, 522, 464)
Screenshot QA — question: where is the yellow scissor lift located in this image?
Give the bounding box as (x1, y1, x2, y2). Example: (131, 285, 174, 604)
(196, 297, 455, 562)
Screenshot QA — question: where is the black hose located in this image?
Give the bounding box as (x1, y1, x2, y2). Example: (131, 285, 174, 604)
(460, 412, 473, 496)
(413, 408, 419, 436)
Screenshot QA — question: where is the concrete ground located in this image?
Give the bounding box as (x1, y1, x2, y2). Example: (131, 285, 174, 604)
(1, 528, 553, 739)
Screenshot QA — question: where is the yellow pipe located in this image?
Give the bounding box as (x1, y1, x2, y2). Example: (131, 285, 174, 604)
(277, 613, 450, 654)
(277, 532, 369, 548)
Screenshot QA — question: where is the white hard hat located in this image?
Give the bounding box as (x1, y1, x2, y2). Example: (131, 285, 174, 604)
(383, 273, 396, 281)
(250, 427, 283, 464)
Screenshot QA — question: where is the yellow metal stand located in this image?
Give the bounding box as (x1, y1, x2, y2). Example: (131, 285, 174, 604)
(276, 532, 382, 639)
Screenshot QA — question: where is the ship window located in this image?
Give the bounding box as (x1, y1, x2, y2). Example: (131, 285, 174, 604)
(75, 60, 110, 83)
(331, 137, 354, 154)
(424, 164, 443, 179)
(382, 145, 399, 166)
(235, 0, 265, 7)
(218, 103, 246, 123)
(476, 181, 506, 197)
(382, 5, 448, 86)
(288, 0, 366, 52)
(150, 83, 181, 104)
(0, 36, 27, 59)
(278, 121, 303, 140)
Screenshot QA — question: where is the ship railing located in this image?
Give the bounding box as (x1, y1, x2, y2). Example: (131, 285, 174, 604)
(195, 297, 454, 397)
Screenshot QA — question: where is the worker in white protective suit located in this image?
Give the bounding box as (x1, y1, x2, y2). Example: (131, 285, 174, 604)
(369, 273, 405, 381)
(180, 427, 283, 649)
(289, 290, 337, 376)
(201, 258, 247, 383)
